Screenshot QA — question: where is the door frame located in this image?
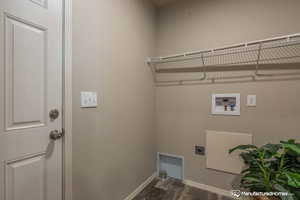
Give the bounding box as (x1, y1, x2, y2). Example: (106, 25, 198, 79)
(63, 0, 72, 199)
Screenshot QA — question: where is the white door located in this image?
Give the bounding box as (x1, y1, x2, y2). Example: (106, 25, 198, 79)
(0, 0, 63, 199)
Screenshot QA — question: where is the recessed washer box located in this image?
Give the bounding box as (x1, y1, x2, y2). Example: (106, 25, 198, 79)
(157, 153, 184, 180)
(211, 93, 240, 116)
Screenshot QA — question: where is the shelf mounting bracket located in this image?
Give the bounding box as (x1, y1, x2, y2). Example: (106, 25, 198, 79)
(254, 43, 273, 77)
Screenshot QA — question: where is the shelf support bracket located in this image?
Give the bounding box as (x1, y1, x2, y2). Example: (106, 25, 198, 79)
(147, 58, 158, 83)
(254, 43, 273, 77)
(177, 53, 207, 85)
(200, 53, 207, 81)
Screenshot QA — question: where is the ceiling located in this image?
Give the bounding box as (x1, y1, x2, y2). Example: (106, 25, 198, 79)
(151, 0, 178, 7)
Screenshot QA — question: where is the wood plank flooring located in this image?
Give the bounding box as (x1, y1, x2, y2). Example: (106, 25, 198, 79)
(133, 178, 234, 200)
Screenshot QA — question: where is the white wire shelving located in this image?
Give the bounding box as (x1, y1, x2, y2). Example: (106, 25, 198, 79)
(147, 33, 300, 85)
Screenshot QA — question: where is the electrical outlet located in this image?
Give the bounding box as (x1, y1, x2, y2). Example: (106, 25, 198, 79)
(81, 92, 98, 108)
(247, 95, 256, 107)
(195, 146, 205, 155)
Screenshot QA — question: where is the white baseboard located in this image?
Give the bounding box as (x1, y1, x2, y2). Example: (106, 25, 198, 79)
(184, 179, 231, 198)
(124, 172, 157, 200)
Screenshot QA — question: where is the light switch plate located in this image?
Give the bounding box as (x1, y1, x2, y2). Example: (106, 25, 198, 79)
(81, 92, 98, 108)
(247, 95, 256, 107)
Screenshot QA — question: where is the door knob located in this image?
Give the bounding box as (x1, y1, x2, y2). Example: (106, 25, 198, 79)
(49, 109, 59, 121)
(49, 130, 64, 140)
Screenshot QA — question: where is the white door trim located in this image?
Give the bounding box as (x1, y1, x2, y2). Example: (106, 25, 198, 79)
(63, 0, 72, 199)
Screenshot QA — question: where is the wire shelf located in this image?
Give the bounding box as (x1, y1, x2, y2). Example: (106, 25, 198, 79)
(147, 33, 300, 84)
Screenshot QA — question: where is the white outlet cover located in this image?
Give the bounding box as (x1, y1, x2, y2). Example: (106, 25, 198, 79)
(247, 95, 256, 107)
(81, 92, 98, 108)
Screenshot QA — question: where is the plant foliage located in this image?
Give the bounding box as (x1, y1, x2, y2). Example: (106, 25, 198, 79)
(229, 140, 300, 200)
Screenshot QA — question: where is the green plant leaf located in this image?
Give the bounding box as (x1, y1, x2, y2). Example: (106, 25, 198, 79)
(262, 143, 282, 153)
(241, 182, 266, 191)
(283, 144, 300, 154)
(291, 188, 300, 199)
(242, 177, 262, 183)
(281, 140, 297, 145)
(274, 184, 287, 192)
(273, 184, 295, 200)
(240, 152, 257, 164)
(284, 172, 300, 188)
(244, 172, 263, 179)
(229, 144, 257, 154)
(290, 166, 300, 174)
(230, 139, 300, 197)
(281, 194, 296, 200)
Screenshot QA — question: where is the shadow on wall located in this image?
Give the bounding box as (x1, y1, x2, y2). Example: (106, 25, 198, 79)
(153, 64, 300, 86)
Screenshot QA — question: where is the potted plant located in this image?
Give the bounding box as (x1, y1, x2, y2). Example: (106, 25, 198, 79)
(229, 139, 300, 200)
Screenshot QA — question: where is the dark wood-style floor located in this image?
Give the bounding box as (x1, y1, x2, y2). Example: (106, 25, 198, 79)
(133, 178, 234, 200)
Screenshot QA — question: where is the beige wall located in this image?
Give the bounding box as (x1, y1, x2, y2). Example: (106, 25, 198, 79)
(72, 0, 300, 197)
(72, 1, 156, 200)
(156, 0, 300, 190)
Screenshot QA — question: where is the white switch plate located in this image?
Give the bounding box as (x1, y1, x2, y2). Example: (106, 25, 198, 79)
(247, 95, 256, 107)
(81, 92, 98, 108)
